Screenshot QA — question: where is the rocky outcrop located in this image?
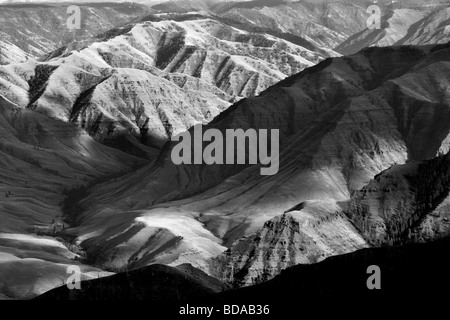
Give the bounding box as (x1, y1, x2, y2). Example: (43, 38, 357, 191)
(210, 200, 367, 287)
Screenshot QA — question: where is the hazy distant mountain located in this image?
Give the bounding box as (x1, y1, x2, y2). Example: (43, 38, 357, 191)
(0, 2, 151, 65)
(2, 0, 448, 65)
(0, 12, 334, 298)
(0, 94, 141, 299)
(0, 0, 163, 3)
(210, 0, 372, 50)
(346, 150, 450, 246)
(336, 3, 450, 55)
(397, 6, 450, 46)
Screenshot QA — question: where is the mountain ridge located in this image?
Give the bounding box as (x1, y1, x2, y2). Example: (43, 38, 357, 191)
(52, 43, 450, 288)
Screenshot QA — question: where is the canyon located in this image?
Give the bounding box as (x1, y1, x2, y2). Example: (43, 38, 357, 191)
(1, 0, 450, 300)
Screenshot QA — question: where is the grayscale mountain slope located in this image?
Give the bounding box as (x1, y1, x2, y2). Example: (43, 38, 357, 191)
(346, 151, 450, 246)
(0, 15, 330, 157)
(2, 2, 450, 300)
(0, 2, 151, 65)
(209, 0, 373, 50)
(209, 43, 450, 285)
(0, 94, 145, 299)
(54, 44, 450, 288)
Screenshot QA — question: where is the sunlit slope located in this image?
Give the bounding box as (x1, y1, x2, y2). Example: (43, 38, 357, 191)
(336, 5, 450, 55)
(0, 95, 143, 299)
(0, 16, 330, 157)
(66, 44, 450, 278)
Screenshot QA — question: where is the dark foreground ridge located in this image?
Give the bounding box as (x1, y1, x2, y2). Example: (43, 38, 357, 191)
(36, 237, 450, 302)
(36, 264, 228, 301)
(218, 237, 450, 302)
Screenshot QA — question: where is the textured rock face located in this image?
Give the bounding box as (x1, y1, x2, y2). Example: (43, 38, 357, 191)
(0, 2, 151, 65)
(210, 200, 368, 287)
(64, 44, 450, 283)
